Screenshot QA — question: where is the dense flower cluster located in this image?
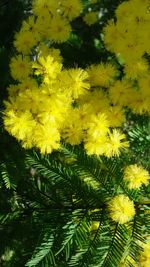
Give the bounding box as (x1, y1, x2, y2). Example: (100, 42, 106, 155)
(2, 0, 150, 160)
(104, 0, 150, 63)
(3, 0, 132, 157)
(4, 55, 129, 155)
(14, 0, 83, 49)
(103, 0, 150, 115)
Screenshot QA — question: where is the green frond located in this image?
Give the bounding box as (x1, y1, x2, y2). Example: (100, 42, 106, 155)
(25, 228, 55, 267)
(26, 150, 72, 187)
(0, 162, 11, 189)
(60, 144, 124, 191)
(26, 150, 102, 207)
(70, 213, 111, 267)
(55, 209, 90, 262)
(0, 160, 18, 189)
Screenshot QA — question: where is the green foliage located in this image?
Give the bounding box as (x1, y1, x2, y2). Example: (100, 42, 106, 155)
(0, 130, 149, 266)
(26, 229, 55, 267)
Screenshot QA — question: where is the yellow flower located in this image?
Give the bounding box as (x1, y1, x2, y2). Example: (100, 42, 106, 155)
(79, 89, 110, 115)
(85, 134, 108, 156)
(76, 104, 92, 129)
(63, 124, 84, 145)
(17, 87, 42, 114)
(34, 123, 60, 154)
(37, 45, 63, 63)
(123, 164, 150, 189)
(9, 55, 32, 81)
(87, 63, 118, 87)
(34, 15, 52, 39)
(48, 15, 71, 43)
(32, 0, 59, 17)
(109, 79, 132, 107)
(138, 75, 150, 98)
(87, 113, 110, 138)
(103, 0, 150, 63)
(115, 1, 135, 24)
(17, 78, 38, 92)
(32, 56, 62, 84)
(105, 129, 129, 157)
(62, 108, 85, 145)
(21, 15, 41, 42)
(61, 0, 83, 21)
(83, 12, 98, 26)
(68, 68, 90, 98)
(108, 194, 135, 224)
(107, 106, 126, 127)
(4, 110, 36, 141)
(103, 20, 121, 53)
(124, 58, 149, 79)
(59, 68, 90, 99)
(7, 85, 20, 98)
(127, 90, 150, 115)
(14, 30, 37, 54)
(39, 89, 71, 121)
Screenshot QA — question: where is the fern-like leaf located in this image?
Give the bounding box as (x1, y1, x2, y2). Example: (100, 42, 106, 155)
(25, 229, 55, 267)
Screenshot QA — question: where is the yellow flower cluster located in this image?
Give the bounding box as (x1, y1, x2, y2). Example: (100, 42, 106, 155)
(123, 164, 150, 190)
(108, 194, 135, 224)
(3, 0, 150, 155)
(103, 0, 150, 115)
(14, 0, 83, 53)
(4, 50, 129, 155)
(104, 0, 150, 63)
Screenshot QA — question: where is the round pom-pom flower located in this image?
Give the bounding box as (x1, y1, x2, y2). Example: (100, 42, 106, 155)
(83, 12, 98, 26)
(87, 63, 118, 87)
(32, 56, 62, 84)
(105, 129, 129, 157)
(123, 164, 150, 189)
(10, 55, 32, 81)
(108, 194, 135, 224)
(61, 0, 83, 21)
(48, 15, 71, 43)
